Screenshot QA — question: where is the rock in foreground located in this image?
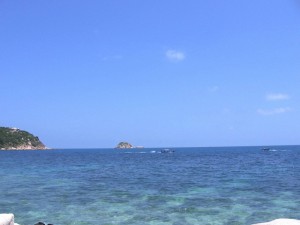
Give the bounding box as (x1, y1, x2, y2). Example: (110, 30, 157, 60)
(0, 213, 20, 225)
(252, 218, 300, 225)
(0, 127, 47, 150)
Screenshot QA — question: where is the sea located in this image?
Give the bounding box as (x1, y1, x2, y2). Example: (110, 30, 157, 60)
(1, 146, 300, 225)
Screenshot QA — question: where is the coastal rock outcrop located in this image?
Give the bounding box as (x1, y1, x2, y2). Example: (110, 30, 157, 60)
(115, 142, 133, 149)
(0, 127, 47, 150)
(0, 213, 20, 225)
(252, 218, 300, 225)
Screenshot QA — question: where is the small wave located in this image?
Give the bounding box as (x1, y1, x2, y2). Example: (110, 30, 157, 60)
(124, 152, 147, 154)
(268, 149, 288, 152)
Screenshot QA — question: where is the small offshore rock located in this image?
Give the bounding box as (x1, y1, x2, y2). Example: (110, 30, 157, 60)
(115, 141, 133, 149)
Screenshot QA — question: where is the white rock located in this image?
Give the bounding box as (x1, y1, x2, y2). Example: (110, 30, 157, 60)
(0, 214, 14, 225)
(0, 214, 20, 225)
(252, 218, 300, 225)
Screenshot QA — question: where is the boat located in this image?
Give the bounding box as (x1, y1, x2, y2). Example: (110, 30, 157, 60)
(261, 147, 270, 151)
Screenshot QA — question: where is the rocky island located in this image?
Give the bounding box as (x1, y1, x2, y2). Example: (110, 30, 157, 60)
(0, 127, 47, 150)
(115, 142, 144, 149)
(115, 141, 133, 149)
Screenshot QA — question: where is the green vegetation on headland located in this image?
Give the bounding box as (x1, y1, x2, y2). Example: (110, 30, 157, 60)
(0, 127, 47, 150)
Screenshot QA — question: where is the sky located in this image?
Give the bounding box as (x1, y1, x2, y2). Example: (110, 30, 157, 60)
(1, 0, 300, 148)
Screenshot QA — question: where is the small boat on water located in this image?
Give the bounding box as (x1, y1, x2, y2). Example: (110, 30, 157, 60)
(160, 149, 175, 153)
(261, 147, 270, 151)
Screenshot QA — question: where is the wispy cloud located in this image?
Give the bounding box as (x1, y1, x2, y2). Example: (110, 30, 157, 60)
(266, 93, 290, 101)
(257, 107, 291, 116)
(165, 50, 185, 62)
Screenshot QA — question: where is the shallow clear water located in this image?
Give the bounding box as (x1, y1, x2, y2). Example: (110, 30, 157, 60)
(1, 146, 300, 225)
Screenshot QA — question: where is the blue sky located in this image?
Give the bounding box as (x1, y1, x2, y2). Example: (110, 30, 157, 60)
(1, 0, 299, 148)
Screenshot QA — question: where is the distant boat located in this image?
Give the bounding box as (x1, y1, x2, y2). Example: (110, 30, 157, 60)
(135, 146, 144, 149)
(261, 147, 270, 151)
(160, 149, 175, 153)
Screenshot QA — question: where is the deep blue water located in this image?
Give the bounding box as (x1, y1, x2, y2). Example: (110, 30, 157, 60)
(1, 146, 300, 225)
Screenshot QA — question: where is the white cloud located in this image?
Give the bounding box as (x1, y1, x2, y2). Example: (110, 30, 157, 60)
(165, 50, 185, 62)
(266, 93, 290, 101)
(257, 107, 291, 116)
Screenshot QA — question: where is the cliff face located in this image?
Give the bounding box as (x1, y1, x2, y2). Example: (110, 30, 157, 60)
(115, 142, 133, 149)
(0, 127, 47, 150)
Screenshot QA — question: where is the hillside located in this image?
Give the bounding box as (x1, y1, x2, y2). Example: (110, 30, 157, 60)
(0, 127, 47, 150)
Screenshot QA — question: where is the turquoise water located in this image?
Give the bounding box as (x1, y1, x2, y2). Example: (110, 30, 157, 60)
(1, 146, 300, 225)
